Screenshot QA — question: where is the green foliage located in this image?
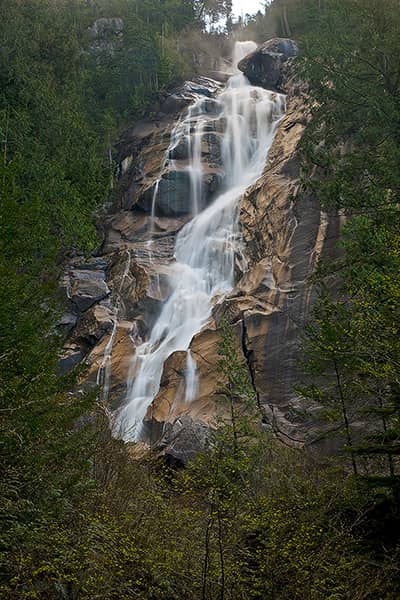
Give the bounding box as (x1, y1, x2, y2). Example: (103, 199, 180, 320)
(0, 0, 202, 596)
(291, 0, 400, 492)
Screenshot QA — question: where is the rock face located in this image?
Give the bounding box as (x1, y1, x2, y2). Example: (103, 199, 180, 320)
(235, 84, 341, 446)
(144, 75, 341, 448)
(238, 38, 299, 92)
(61, 41, 340, 455)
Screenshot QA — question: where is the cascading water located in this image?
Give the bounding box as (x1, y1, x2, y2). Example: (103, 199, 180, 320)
(115, 42, 286, 441)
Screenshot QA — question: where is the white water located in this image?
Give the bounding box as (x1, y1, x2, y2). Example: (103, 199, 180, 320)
(115, 42, 285, 441)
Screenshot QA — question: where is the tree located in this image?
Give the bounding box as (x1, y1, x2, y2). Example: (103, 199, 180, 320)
(296, 0, 400, 493)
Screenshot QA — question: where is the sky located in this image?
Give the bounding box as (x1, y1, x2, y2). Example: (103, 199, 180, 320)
(232, 0, 264, 18)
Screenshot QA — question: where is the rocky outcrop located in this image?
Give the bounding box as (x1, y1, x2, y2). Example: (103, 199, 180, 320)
(88, 18, 124, 54)
(238, 38, 299, 92)
(153, 416, 210, 467)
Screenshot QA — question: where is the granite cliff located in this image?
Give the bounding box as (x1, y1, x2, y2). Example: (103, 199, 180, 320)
(61, 39, 340, 462)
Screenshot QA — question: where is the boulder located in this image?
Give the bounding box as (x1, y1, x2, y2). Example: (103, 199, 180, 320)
(238, 37, 299, 91)
(156, 416, 210, 466)
(57, 313, 78, 334)
(70, 269, 110, 312)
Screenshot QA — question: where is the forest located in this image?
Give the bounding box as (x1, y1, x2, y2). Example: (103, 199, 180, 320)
(1, 0, 399, 598)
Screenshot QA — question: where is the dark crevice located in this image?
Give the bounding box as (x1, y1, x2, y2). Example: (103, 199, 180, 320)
(239, 313, 305, 447)
(240, 314, 261, 411)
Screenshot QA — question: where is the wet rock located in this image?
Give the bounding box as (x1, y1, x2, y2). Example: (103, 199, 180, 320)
(145, 324, 242, 427)
(73, 257, 108, 271)
(136, 170, 192, 216)
(137, 168, 224, 217)
(231, 79, 341, 446)
(143, 64, 341, 449)
(105, 212, 186, 252)
(202, 132, 223, 165)
(107, 250, 150, 318)
(183, 78, 221, 98)
(168, 139, 189, 161)
(85, 320, 139, 408)
(169, 131, 223, 166)
(61, 48, 340, 455)
(206, 70, 230, 84)
(238, 37, 299, 91)
(159, 77, 223, 115)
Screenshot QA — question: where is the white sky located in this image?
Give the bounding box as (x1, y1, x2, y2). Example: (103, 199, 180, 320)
(232, 0, 264, 17)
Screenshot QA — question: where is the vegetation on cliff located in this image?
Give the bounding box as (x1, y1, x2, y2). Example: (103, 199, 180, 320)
(1, 0, 400, 598)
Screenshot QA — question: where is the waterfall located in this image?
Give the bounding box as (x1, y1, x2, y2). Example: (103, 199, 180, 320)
(115, 42, 286, 441)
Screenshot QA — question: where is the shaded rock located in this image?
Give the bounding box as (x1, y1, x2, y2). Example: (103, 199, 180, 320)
(168, 139, 190, 161)
(206, 70, 230, 83)
(202, 132, 224, 165)
(155, 416, 210, 466)
(73, 257, 108, 271)
(169, 131, 223, 166)
(238, 37, 299, 91)
(70, 269, 110, 312)
(74, 305, 115, 349)
(57, 313, 78, 334)
(160, 94, 193, 116)
(137, 170, 193, 216)
(58, 345, 84, 374)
